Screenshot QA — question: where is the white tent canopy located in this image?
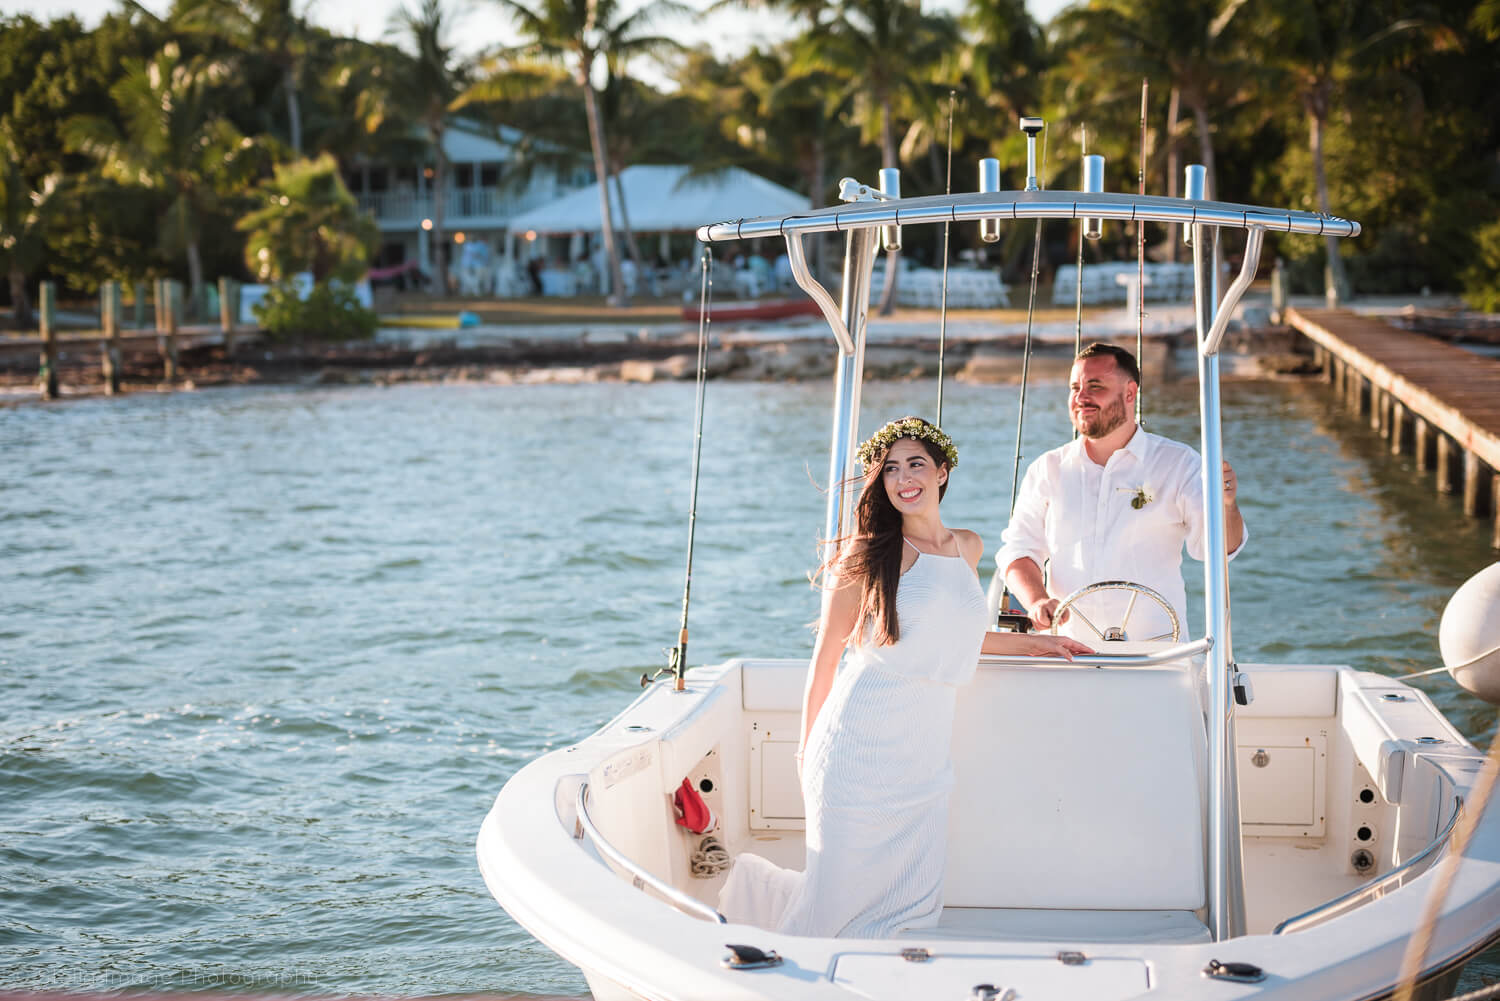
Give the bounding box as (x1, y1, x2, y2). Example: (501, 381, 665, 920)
(505, 164, 810, 236)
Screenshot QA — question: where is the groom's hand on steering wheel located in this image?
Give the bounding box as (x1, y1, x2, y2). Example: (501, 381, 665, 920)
(1027, 596, 1067, 631)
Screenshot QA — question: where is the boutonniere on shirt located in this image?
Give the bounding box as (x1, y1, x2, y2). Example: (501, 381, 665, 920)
(1118, 484, 1155, 509)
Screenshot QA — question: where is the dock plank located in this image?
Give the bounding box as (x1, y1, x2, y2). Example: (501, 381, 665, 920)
(1286, 308, 1500, 471)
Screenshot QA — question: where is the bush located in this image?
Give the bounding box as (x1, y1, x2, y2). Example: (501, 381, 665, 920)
(252, 281, 377, 342)
(1461, 220, 1500, 313)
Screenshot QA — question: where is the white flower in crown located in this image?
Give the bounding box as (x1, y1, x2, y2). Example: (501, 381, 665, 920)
(1118, 483, 1155, 509)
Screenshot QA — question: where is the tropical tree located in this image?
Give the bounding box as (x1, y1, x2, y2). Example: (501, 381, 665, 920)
(790, 0, 960, 313)
(1251, 0, 1431, 303)
(387, 0, 473, 297)
(688, 43, 854, 276)
(0, 128, 64, 330)
(237, 153, 380, 282)
(484, 0, 690, 305)
(1052, 0, 1259, 203)
(64, 42, 262, 314)
(178, 0, 314, 154)
(963, 0, 1046, 129)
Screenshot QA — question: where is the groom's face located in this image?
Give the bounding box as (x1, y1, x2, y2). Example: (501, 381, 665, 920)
(1069, 356, 1137, 439)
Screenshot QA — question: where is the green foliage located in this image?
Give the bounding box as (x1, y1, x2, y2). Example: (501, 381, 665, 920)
(252, 281, 377, 341)
(1461, 219, 1500, 312)
(237, 154, 378, 283)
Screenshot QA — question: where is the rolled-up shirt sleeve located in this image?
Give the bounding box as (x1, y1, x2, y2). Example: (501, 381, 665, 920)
(1180, 453, 1250, 563)
(996, 457, 1052, 576)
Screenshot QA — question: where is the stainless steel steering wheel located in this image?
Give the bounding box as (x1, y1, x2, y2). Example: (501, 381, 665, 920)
(1049, 580, 1181, 643)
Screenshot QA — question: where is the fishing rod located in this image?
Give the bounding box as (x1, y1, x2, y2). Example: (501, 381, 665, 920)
(936, 90, 956, 428)
(1136, 78, 1148, 424)
(645, 246, 714, 692)
(997, 116, 1049, 631)
(1006, 116, 1047, 524)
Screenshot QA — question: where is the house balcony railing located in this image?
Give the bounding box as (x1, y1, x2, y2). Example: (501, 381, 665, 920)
(357, 186, 570, 228)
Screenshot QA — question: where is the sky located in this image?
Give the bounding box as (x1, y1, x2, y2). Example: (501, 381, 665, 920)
(8, 0, 1071, 82)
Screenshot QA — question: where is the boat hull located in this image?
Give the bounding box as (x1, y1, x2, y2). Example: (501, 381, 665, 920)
(478, 657, 1500, 1000)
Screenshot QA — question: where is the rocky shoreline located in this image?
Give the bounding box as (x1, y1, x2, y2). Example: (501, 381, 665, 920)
(0, 321, 1319, 402)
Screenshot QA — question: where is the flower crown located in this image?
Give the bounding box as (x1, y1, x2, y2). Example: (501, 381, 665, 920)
(856, 417, 959, 470)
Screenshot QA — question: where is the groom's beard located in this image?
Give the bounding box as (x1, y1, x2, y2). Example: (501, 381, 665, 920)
(1075, 394, 1130, 439)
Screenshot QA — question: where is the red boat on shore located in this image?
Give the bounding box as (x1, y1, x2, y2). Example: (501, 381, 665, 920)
(678, 297, 820, 323)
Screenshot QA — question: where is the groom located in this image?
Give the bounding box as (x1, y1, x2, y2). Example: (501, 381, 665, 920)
(996, 343, 1247, 642)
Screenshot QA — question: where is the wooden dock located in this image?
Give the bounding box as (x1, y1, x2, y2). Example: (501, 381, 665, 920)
(5, 278, 258, 399)
(1286, 307, 1500, 550)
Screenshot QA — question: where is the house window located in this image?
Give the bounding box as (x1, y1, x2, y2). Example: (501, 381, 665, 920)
(455, 163, 474, 188)
(368, 167, 389, 193)
(480, 163, 501, 187)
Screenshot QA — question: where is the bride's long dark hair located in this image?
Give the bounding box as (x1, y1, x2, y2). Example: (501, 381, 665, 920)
(821, 419, 950, 647)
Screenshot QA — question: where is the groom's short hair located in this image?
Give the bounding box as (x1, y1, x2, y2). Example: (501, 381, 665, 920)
(1076, 342, 1141, 385)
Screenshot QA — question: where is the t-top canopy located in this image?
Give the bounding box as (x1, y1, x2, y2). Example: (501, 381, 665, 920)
(695, 189, 1360, 243)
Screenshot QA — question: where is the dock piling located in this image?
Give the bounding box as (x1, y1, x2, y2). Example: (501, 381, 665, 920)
(1463, 452, 1492, 518)
(218, 277, 237, 356)
(1435, 434, 1458, 495)
(1493, 474, 1500, 551)
(38, 281, 58, 400)
(158, 279, 180, 383)
(1390, 401, 1409, 455)
(101, 281, 122, 395)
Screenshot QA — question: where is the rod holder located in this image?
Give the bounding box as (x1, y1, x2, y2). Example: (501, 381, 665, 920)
(1020, 117, 1044, 192)
(878, 167, 901, 252)
(979, 158, 1002, 243)
(1082, 155, 1105, 240)
(1184, 164, 1207, 246)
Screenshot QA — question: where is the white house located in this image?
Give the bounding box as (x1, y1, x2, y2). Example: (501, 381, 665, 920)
(344, 118, 593, 282)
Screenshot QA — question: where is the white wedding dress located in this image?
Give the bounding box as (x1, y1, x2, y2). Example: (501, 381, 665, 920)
(719, 538, 989, 937)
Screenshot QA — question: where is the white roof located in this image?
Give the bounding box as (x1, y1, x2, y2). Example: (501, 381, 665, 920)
(505, 164, 810, 235)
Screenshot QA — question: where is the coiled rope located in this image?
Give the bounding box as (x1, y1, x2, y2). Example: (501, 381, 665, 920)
(690, 833, 731, 878)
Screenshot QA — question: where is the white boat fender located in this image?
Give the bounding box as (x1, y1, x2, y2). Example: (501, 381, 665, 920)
(1439, 561, 1500, 705)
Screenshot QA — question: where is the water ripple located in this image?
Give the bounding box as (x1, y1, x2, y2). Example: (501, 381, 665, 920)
(2, 379, 1495, 996)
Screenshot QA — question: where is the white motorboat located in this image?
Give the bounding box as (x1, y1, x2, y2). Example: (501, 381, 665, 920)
(478, 132, 1500, 1000)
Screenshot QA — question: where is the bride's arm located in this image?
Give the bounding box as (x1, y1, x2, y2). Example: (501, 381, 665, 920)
(980, 630, 1094, 659)
(800, 561, 861, 756)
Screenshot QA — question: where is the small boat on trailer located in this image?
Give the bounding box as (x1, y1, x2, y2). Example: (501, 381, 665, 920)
(478, 127, 1500, 1000)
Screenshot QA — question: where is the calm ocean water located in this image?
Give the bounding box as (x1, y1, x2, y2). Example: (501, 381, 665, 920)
(2, 375, 1496, 997)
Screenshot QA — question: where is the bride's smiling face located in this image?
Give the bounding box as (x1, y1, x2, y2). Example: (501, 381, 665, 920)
(882, 438, 948, 514)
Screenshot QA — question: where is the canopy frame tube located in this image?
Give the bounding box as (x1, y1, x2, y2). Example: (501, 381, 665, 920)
(821, 227, 878, 560)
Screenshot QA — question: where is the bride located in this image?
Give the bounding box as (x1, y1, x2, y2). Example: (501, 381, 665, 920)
(720, 416, 1092, 937)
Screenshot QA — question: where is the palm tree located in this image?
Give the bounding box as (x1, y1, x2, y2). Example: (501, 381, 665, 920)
(0, 126, 62, 330)
(237, 153, 380, 282)
(1052, 0, 1258, 203)
(64, 42, 259, 315)
(791, 0, 959, 313)
(962, 0, 1046, 134)
(698, 43, 853, 276)
(179, 0, 313, 155)
(485, 0, 689, 306)
(387, 0, 473, 296)
(1254, 0, 1429, 304)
